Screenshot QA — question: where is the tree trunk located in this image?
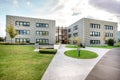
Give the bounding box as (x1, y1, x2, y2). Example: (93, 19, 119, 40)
(78, 49, 80, 57)
(77, 45, 80, 57)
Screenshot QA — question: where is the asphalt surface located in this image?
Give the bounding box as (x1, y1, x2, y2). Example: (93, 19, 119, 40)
(85, 48, 120, 80)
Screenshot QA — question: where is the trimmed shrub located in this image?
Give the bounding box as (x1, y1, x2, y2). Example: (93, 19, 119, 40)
(0, 42, 34, 45)
(39, 49, 57, 54)
(107, 39, 114, 46)
(0, 42, 25, 45)
(0, 37, 4, 42)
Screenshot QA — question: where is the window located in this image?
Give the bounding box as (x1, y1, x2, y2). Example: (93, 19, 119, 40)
(105, 40, 108, 44)
(36, 23, 49, 28)
(36, 31, 49, 36)
(90, 23, 100, 29)
(105, 33, 113, 37)
(36, 39, 49, 44)
(15, 21, 30, 26)
(23, 22, 26, 26)
(68, 29, 71, 32)
(74, 25, 78, 30)
(36, 23, 39, 27)
(105, 25, 113, 30)
(16, 21, 19, 25)
(73, 33, 78, 37)
(26, 22, 30, 26)
(27, 30, 30, 34)
(17, 30, 30, 35)
(90, 40, 100, 44)
(15, 38, 30, 43)
(20, 22, 22, 26)
(90, 31, 100, 36)
(68, 34, 71, 38)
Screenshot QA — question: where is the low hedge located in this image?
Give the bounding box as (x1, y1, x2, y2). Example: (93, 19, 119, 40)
(0, 42, 34, 45)
(0, 42, 26, 45)
(39, 49, 57, 54)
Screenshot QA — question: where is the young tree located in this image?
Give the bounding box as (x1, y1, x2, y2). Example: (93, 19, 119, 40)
(6, 23, 18, 43)
(69, 37, 73, 44)
(75, 37, 81, 57)
(75, 37, 81, 45)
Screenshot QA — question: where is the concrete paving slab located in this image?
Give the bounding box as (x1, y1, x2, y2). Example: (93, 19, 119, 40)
(42, 45, 110, 80)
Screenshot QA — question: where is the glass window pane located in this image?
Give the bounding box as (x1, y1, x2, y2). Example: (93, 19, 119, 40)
(20, 22, 23, 26)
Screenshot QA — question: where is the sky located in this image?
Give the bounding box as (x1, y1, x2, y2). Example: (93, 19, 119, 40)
(0, 0, 120, 37)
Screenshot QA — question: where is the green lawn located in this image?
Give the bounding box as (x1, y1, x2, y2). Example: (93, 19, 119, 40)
(64, 50, 98, 59)
(66, 44, 79, 48)
(90, 46, 120, 49)
(0, 45, 54, 80)
(66, 44, 120, 49)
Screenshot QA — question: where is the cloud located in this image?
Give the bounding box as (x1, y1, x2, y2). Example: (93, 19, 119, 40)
(12, 0, 19, 8)
(52, 4, 64, 12)
(26, 1, 30, 6)
(71, 7, 81, 16)
(33, 0, 60, 14)
(48, 0, 68, 13)
(70, 0, 89, 16)
(72, 12, 80, 16)
(0, 22, 6, 37)
(89, 0, 120, 14)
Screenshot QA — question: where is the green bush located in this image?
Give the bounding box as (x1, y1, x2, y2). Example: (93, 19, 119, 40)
(0, 42, 25, 45)
(0, 37, 5, 42)
(0, 42, 34, 45)
(29, 43, 34, 45)
(116, 42, 120, 47)
(107, 39, 114, 46)
(39, 49, 57, 54)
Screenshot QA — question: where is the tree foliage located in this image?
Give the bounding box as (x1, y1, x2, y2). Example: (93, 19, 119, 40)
(75, 37, 81, 45)
(6, 23, 18, 43)
(0, 37, 4, 42)
(69, 37, 73, 44)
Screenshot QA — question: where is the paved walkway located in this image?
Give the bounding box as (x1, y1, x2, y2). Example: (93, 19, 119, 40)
(85, 48, 120, 80)
(42, 45, 110, 80)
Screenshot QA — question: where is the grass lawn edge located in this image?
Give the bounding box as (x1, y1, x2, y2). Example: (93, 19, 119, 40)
(64, 50, 98, 59)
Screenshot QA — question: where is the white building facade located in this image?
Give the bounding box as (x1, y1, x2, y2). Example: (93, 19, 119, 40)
(6, 15, 55, 45)
(68, 18, 118, 46)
